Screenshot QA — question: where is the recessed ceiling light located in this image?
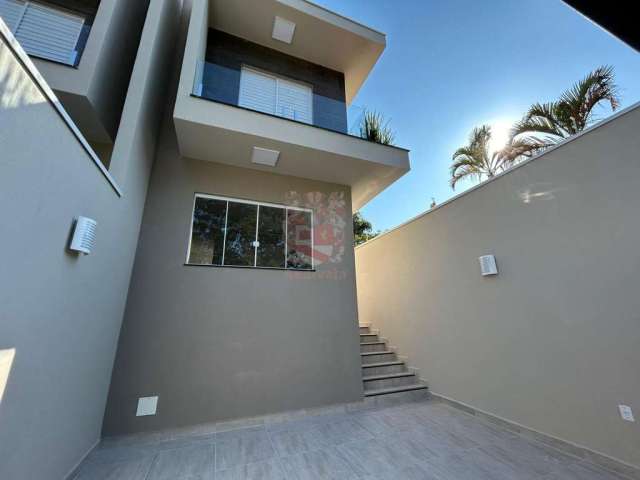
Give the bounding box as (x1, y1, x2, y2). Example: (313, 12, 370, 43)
(272, 16, 296, 44)
(251, 147, 280, 167)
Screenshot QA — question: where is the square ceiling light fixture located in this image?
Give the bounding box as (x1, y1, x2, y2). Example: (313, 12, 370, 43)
(251, 147, 280, 167)
(272, 16, 296, 44)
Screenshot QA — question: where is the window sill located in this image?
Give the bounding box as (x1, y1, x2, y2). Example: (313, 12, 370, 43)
(184, 263, 315, 272)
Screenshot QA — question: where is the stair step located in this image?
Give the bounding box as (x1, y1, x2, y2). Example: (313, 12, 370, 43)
(359, 333, 378, 338)
(363, 383, 429, 397)
(362, 361, 405, 369)
(361, 350, 394, 356)
(363, 372, 415, 382)
(360, 341, 385, 346)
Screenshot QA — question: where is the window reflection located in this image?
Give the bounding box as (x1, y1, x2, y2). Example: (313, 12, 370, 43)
(188, 197, 227, 265)
(287, 210, 313, 270)
(257, 206, 286, 268)
(224, 202, 258, 266)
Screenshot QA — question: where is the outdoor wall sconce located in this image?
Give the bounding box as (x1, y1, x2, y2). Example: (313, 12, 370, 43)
(69, 216, 97, 255)
(479, 255, 498, 276)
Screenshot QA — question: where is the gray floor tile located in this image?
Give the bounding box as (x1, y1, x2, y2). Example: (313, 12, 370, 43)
(147, 444, 214, 480)
(280, 448, 359, 480)
(542, 461, 630, 480)
(74, 457, 154, 480)
(269, 426, 332, 457)
(216, 427, 276, 471)
(87, 433, 216, 464)
(314, 418, 374, 446)
(359, 461, 443, 480)
(216, 458, 287, 480)
(477, 436, 574, 477)
(425, 447, 528, 480)
(352, 407, 417, 436)
(73, 399, 635, 480)
(335, 438, 416, 477)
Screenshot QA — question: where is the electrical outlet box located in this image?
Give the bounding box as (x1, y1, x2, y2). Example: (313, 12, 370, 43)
(619, 405, 635, 422)
(136, 396, 158, 416)
(479, 255, 498, 276)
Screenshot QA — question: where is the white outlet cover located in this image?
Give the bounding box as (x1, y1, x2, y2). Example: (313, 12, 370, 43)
(618, 405, 635, 422)
(136, 396, 158, 416)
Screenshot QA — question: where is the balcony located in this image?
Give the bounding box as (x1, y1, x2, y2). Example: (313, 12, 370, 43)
(0, 0, 149, 147)
(173, 0, 410, 211)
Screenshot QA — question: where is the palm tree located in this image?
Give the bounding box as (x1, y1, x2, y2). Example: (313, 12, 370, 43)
(450, 125, 514, 190)
(509, 65, 620, 157)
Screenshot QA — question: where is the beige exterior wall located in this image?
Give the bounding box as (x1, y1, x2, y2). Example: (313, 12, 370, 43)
(34, 0, 151, 143)
(355, 104, 640, 468)
(103, 121, 363, 435)
(0, 0, 181, 478)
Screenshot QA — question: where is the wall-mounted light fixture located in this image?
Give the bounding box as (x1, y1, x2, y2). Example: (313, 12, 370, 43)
(69, 216, 97, 255)
(479, 255, 498, 276)
(272, 16, 296, 44)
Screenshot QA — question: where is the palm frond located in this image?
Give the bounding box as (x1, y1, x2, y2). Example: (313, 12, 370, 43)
(360, 110, 395, 145)
(450, 124, 496, 190)
(559, 65, 619, 130)
(511, 102, 566, 140)
(512, 66, 620, 148)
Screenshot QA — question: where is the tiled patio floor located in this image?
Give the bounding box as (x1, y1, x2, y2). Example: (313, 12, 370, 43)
(74, 398, 629, 479)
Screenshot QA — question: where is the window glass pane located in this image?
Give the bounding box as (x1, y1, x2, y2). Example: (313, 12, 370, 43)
(224, 202, 258, 266)
(188, 197, 227, 265)
(286, 210, 313, 270)
(256, 206, 286, 268)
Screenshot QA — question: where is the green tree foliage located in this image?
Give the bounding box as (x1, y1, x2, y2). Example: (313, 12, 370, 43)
(353, 212, 378, 246)
(509, 65, 620, 157)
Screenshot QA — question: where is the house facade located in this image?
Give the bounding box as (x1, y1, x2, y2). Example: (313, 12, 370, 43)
(102, 0, 410, 435)
(1, 0, 410, 477)
(2, 1, 639, 479)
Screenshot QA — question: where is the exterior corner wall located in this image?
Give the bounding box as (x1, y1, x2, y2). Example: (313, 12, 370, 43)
(355, 105, 640, 468)
(0, 0, 181, 477)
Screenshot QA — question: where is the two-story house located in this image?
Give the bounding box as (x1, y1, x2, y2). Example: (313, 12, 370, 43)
(0, 0, 412, 450)
(102, 0, 412, 435)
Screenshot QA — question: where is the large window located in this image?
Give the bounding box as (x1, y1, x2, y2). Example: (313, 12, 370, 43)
(238, 66, 313, 125)
(0, 0, 91, 66)
(187, 194, 313, 271)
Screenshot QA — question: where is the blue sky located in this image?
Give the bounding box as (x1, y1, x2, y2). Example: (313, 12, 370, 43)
(316, 0, 640, 232)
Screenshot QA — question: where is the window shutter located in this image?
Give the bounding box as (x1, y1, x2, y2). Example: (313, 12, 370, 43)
(277, 78, 313, 124)
(13, 2, 84, 65)
(0, 0, 26, 31)
(239, 67, 277, 115)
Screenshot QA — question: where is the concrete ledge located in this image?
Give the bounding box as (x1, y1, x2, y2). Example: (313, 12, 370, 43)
(430, 392, 640, 480)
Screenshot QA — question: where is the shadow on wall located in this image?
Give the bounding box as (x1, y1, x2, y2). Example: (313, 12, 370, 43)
(0, 43, 46, 109)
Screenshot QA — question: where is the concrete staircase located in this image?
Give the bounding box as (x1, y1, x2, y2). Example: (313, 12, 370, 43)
(360, 323, 429, 399)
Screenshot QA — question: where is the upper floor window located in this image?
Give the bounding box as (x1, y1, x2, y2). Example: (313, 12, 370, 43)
(187, 194, 313, 271)
(0, 0, 91, 66)
(238, 66, 313, 125)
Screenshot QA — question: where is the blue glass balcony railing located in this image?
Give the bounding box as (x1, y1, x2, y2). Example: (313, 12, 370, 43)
(192, 61, 367, 139)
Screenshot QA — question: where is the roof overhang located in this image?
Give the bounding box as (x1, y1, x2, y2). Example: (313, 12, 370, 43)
(208, 0, 386, 103)
(563, 0, 639, 51)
